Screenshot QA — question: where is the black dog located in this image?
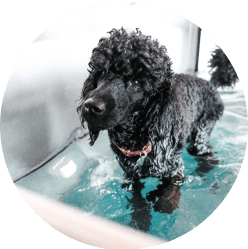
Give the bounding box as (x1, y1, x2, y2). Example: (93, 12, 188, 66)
(77, 28, 238, 181)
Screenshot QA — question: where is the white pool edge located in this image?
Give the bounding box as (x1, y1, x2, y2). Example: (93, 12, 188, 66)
(17, 186, 165, 249)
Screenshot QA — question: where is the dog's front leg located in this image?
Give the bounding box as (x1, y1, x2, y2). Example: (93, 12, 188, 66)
(151, 147, 185, 181)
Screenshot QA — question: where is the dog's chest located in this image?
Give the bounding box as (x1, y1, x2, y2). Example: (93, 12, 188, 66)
(108, 127, 144, 151)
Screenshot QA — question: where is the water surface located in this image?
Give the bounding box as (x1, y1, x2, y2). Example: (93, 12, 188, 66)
(16, 84, 247, 241)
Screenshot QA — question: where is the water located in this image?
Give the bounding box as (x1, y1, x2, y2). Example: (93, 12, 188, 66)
(15, 84, 247, 242)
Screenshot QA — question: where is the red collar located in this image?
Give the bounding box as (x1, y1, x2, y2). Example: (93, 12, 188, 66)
(113, 141, 152, 157)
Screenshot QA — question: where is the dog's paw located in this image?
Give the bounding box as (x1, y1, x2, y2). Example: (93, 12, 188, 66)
(187, 143, 213, 156)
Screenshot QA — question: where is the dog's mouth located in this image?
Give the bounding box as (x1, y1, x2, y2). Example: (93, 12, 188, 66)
(86, 122, 110, 131)
(81, 114, 114, 131)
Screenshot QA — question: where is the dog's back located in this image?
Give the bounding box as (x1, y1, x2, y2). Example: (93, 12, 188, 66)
(172, 48, 238, 127)
(175, 75, 223, 127)
(170, 48, 238, 157)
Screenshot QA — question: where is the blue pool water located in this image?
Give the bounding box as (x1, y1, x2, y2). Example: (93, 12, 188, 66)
(15, 84, 247, 242)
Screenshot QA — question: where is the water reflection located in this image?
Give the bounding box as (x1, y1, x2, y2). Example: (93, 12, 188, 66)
(122, 178, 182, 232)
(194, 154, 219, 177)
(121, 149, 223, 233)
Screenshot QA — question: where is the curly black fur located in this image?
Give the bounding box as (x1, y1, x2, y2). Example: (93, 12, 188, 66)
(209, 47, 238, 88)
(77, 28, 238, 180)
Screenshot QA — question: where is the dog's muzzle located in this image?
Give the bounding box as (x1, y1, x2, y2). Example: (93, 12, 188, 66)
(84, 98, 106, 116)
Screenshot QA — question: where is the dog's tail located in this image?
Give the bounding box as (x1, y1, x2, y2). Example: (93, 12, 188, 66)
(209, 47, 238, 88)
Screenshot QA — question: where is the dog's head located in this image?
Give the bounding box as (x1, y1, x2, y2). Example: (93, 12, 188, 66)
(77, 28, 173, 145)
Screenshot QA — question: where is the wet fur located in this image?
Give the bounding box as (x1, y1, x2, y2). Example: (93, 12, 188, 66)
(77, 28, 238, 180)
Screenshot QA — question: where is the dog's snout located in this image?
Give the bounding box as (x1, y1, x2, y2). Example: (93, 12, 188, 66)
(84, 98, 106, 115)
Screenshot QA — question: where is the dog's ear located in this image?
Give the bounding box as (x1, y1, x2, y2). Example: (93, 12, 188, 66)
(76, 67, 97, 115)
(77, 74, 100, 146)
(88, 128, 100, 146)
(139, 93, 165, 144)
(82, 74, 97, 98)
(76, 71, 98, 134)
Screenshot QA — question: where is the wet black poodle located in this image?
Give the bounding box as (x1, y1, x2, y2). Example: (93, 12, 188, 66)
(77, 28, 238, 181)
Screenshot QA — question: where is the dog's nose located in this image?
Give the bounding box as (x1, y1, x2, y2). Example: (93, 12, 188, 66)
(84, 98, 106, 115)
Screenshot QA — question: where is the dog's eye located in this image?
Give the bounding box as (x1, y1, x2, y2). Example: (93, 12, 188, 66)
(133, 80, 141, 88)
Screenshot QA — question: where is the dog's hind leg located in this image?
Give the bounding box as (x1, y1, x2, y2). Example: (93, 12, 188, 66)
(187, 119, 216, 156)
(187, 82, 224, 157)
